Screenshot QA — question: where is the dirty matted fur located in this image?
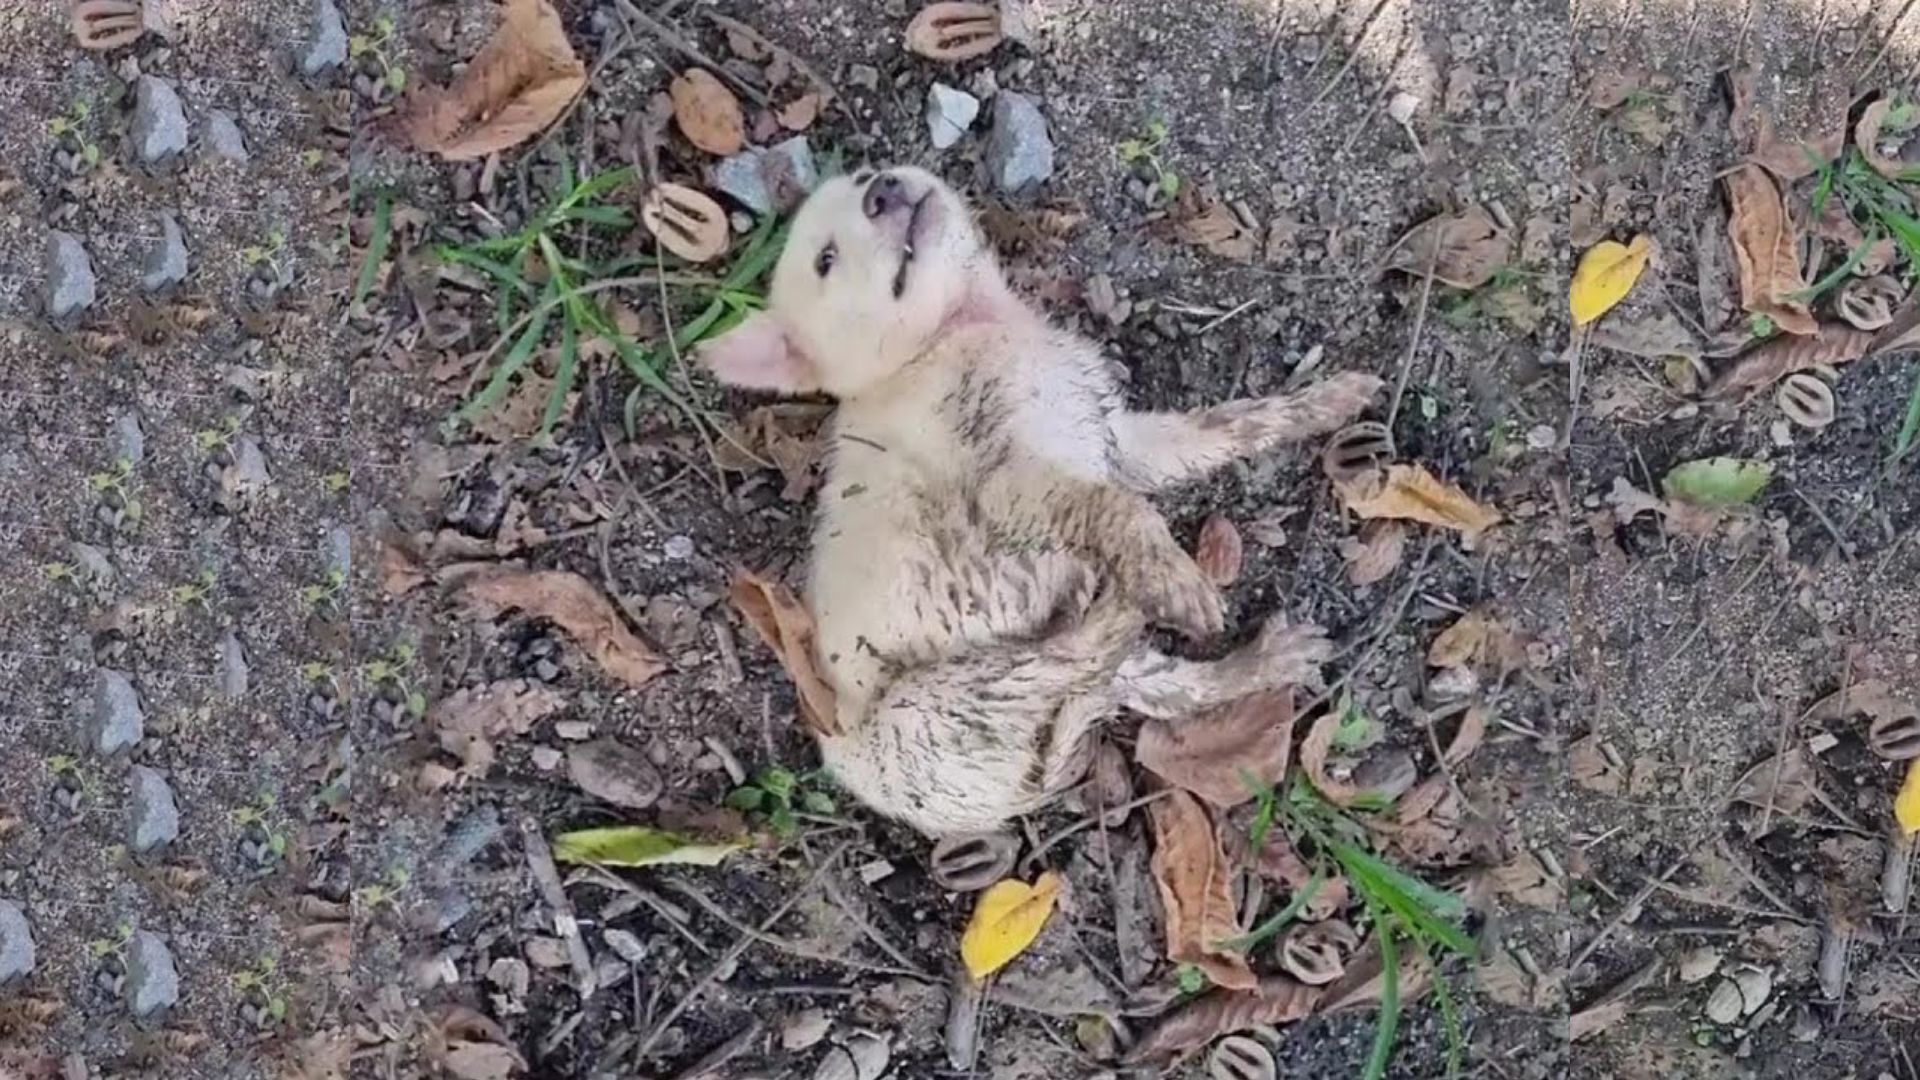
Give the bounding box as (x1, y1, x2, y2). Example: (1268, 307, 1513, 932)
(700, 167, 1381, 836)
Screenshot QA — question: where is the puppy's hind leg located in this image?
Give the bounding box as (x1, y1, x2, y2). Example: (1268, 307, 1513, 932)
(1110, 372, 1382, 491)
(1114, 614, 1333, 720)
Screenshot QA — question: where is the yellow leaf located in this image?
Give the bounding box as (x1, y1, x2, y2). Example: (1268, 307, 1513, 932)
(1569, 235, 1653, 326)
(960, 872, 1063, 979)
(1335, 463, 1502, 536)
(1897, 759, 1920, 836)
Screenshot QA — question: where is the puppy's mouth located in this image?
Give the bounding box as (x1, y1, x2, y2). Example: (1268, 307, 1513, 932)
(890, 195, 931, 300)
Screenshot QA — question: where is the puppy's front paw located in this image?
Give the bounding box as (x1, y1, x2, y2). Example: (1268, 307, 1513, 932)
(1133, 558, 1225, 641)
(1309, 371, 1386, 423)
(1250, 616, 1335, 689)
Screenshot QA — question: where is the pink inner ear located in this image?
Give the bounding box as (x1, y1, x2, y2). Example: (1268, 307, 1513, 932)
(698, 313, 819, 395)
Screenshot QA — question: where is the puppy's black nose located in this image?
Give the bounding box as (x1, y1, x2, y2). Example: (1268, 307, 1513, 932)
(863, 172, 908, 219)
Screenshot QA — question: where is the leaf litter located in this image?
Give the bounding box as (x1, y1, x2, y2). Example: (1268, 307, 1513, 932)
(1136, 690, 1294, 809)
(1147, 790, 1257, 990)
(457, 569, 666, 688)
(399, 0, 586, 161)
(1384, 206, 1511, 289)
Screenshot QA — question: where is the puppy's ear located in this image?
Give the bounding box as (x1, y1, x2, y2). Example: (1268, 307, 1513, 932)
(697, 313, 820, 395)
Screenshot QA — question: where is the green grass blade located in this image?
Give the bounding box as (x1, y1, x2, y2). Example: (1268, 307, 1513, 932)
(461, 301, 552, 424)
(1790, 230, 1878, 302)
(437, 246, 537, 297)
(1893, 368, 1920, 461)
(561, 165, 637, 209)
(544, 314, 579, 436)
(1432, 955, 1465, 1078)
(352, 195, 392, 307)
(559, 204, 633, 228)
(1335, 842, 1475, 957)
(1223, 870, 1325, 952)
(1360, 911, 1401, 1080)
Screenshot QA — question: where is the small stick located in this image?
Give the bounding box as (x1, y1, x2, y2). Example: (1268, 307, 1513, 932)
(1020, 791, 1171, 875)
(633, 841, 853, 1062)
(1306, 0, 1392, 108)
(1385, 248, 1434, 429)
(519, 815, 598, 1001)
(660, 877, 930, 979)
(711, 615, 744, 683)
(669, 1018, 765, 1080)
(612, 0, 772, 107)
(702, 11, 841, 104)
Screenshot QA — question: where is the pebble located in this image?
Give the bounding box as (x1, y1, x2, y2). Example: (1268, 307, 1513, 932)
(46, 231, 97, 319)
(217, 630, 248, 698)
(566, 739, 664, 810)
(663, 535, 695, 560)
(141, 212, 188, 292)
(846, 64, 880, 91)
(1704, 977, 1744, 1025)
(131, 76, 189, 165)
(983, 92, 1054, 194)
(1676, 945, 1723, 983)
(782, 1007, 831, 1051)
(301, 0, 348, 76)
(0, 901, 35, 984)
(112, 411, 145, 466)
(926, 84, 980, 149)
(324, 523, 351, 578)
(129, 766, 181, 854)
(223, 435, 271, 498)
(712, 137, 818, 216)
(125, 930, 180, 1018)
(436, 805, 503, 867)
(203, 110, 249, 162)
(602, 927, 649, 965)
(89, 669, 144, 754)
(70, 542, 114, 583)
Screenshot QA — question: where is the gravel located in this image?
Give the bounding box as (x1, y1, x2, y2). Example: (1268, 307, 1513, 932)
(141, 212, 188, 292)
(301, 0, 348, 76)
(203, 110, 249, 162)
(0, 901, 34, 984)
(129, 766, 181, 854)
(325, 524, 351, 579)
(217, 630, 249, 698)
(926, 84, 980, 150)
(131, 76, 189, 165)
(45, 231, 96, 319)
(111, 411, 145, 466)
(983, 92, 1055, 194)
(125, 930, 180, 1018)
(88, 669, 144, 755)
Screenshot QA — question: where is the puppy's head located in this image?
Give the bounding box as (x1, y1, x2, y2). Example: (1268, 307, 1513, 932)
(698, 166, 993, 399)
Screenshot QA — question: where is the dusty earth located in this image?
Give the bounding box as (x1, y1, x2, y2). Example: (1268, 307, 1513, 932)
(1, 0, 1917, 1078)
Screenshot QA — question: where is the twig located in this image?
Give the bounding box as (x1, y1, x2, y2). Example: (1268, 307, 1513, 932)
(1788, 485, 1854, 561)
(1299, 535, 1439, 717)
(669, 1018, 765, 1080)
(612, 0, 772, 107)
(1569, 856, 1685, 973)
(1194, 297, 1260, 336)
(1019, 791, 1172, 876)
(818, 867, 935, 979)
(702, 11, 841, 104)
(659, 878, 931, 979)
(711, 615, 745, 683)
(519, 815, 598, 1000)
(1385, 239, 1437, 429)
(632, 841, 852, 1062)
(1306, 0, 1391, 108)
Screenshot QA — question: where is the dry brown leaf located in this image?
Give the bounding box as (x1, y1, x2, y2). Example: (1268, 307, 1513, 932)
(1487, 851, 1563, 910)
(1166, 186, 1258, 262)
(712, 403, 831, 500)
(1335, 464, 1501, 536)
(729, 570, 840, 737)
(1569, 999, 1629, 1041)
(1122, 978, 1319, 1063)
(1339, 522, 1405, 586)
(278, 1028, 353, 1080)
(1569, 735, 1622, 795)
(425, 1005, 527, 1080)
(1590, 312, 1703, 360)
(400, 0, 585, 161)
(1587, 66, 1643, 110)
(777, 92, 823, 131)
(977, 201, 1087, 256)
(1136, 690, 1293, 809)
(459, 570, 666, 688)
(1427, 611, 1491, 669)
(469, 366, 578, 442)
(1731, 745, 1818, 828)
(381, 539, 428, 596)
(1724, 164, 1818, 336)
(1705, 323, 1875, 398)
(1193, 515, 1244, 586)
(1147, 790, 1256, 990)
(1855, 98, 1920, 182)
(669, 68, 745, 155)
(641, 182, 730, 263)
(432, 678, 566, 779)
(1298, 709, 1362, 806)
(1385, 206, 1511, 289)
(905, 2, 1003, 61)
(1318, 936, 1432, 1013)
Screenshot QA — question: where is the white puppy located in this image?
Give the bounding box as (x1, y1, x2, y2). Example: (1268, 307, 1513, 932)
(701, 167, 1380, 836)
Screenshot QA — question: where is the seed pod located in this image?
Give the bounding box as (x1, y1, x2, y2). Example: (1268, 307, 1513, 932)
(1194, 515, 1244, 586)
(1868, 712, 1920, 760)
(641, 183, 730, 264)
(1775, 372, 1835, 429)
(930, 832, 1019, 891)
(72, 0, 143, 49)
(1207, 1035, 1276, 1080)
(905, 3, 1003, 61)
(1277, 920, 1359, 985)
(1836, 275, 1903, 331)
(1320, 421, 1394, 484)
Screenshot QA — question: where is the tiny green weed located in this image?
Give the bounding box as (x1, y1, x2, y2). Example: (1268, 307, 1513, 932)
(86, 920, 134, 963)
(46, 96, 102, 168)
(239, 227, 289, 281)
(363, 640, 427, 720)
(169, 566, 218, 611)
(725, 765, 837, 837)
(354, 865, 411, 912)
(86, 457, 143, 522)
(349, 13, 407, 93)
(1117, 118, 1181, 199)
(231, 789, 290, 859)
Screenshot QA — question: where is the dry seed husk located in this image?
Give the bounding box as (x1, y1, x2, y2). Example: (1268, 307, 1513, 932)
(930, 833, 1019, 891)
(1775, 372, 1835, 429)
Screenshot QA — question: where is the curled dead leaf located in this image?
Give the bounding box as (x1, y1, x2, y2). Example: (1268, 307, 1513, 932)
(1166, 186, 1259, 262)
(1136, 690, 1294, 809)
(777, 92, 823, 132)
(432, 678, 567, 779)
(729, 570, 840, 736)
(670, 68, 745, 155)
(1339, 521, 1405, 587)
(426, 1004, 527, 1080)
(72, 0, 143, 49)
(1335, 463, 1501, 536)
(711, 403, 831, 499)
(1855, 97, 1920, 182)
(1148, 790, 1256, 990)
(641, 182, 730, 263)
(1320, 422, 1395, 485)
(400, 0, 586, 161)
(1123, 978, 1319, 1064)
(905, 2, 1003, 61)
(1298, 709, 1362, 806)
(1775, 372, 1835, 429)
(1193, 515, 1244, 586)
(1385, 206, 1511, 289)
(1724, 164, 1817, 336)
(1706, 323, 1875, 398)
(459, 569, 666, 688)
(1836, 275, 1905, 331)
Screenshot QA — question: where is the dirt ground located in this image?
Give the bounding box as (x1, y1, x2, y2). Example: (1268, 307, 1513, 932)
(2, 0, 1918, 1078)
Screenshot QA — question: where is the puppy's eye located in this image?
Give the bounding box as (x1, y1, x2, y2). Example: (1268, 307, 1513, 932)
(814, 243, 837, 277)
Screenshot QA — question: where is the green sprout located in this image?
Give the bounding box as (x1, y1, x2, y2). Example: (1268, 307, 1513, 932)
(47, 96, 101, 167)
(349, 13, 407, 93)
(724, 765, 837, 837)
(1116, 117, 1180, 199)
(363, 640, 427, 720)
(239, 227, 288, 280)
(170, 566, 218, 611)
(86, 456, 143, 522)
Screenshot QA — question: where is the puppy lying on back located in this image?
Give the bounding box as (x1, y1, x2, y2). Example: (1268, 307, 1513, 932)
(702, 167, 1380, 836)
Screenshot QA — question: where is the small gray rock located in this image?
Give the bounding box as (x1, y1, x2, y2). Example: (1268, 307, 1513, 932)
(220, 435, 271, 504)
(0, 901, 35, 984)
(324, 524, 351, 579)
(90, 669, 144, 755)
(714, 151, 774, 215)
(217, 630, 248, 698)
(984, 92, 1054, 194)
(141, 213, 188, 292)
(124, 930, 180, 1018)
(129, 766, 180, 854)
(112, 411, 145, 466)
(46, 231, 96, 319)
(131, 77, 189, 165)
(437, 805, 504, 867)
(566, 739, 664, 810)
(70, 542, 114, 584)
(203, 111, 249, 162)
(713, 137, 819, 216)
(602, 927, 648, 965)
(926, 84, 980, 150)
(301, 0, 348, 76)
